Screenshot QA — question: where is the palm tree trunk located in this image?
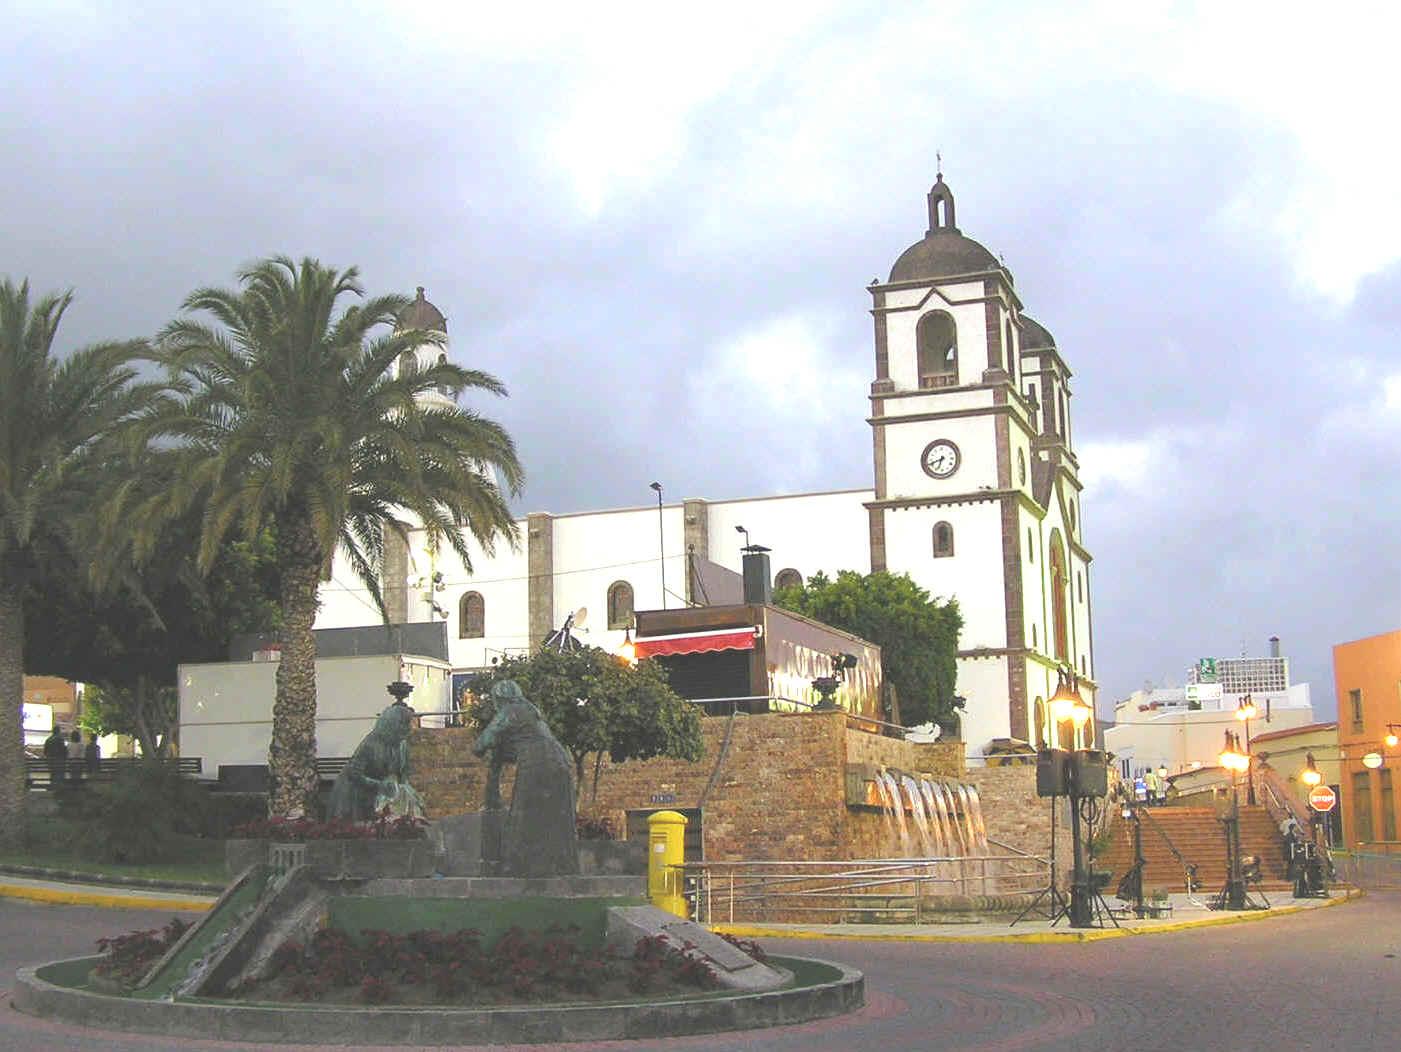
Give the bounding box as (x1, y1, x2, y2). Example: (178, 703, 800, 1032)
(268, 517, 322, 818)
(0, 581, 27, 848)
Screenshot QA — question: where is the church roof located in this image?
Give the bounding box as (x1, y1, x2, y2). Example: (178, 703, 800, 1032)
(888, 174, 1002, 283)
(1020, 315, 1056, 350)
(396, 286, 447, 334)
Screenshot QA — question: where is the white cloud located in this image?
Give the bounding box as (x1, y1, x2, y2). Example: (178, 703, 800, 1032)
(685, 312, 866, 488)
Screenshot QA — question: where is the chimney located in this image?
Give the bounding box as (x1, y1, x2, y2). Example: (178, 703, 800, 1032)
(1269, 636, 1280, 658)
(741, 546, 772, 605)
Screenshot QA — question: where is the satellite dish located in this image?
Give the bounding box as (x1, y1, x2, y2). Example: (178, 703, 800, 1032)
(573, 607, 588, 628)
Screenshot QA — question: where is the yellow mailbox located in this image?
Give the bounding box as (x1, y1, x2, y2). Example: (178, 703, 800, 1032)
(646, 810, 688, 917)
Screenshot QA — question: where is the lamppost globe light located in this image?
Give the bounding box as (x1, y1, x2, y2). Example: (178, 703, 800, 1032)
(1301, 766, 1323, 787)
(1069, 697, 1093, 729)
(1387, 731, 1400, 749)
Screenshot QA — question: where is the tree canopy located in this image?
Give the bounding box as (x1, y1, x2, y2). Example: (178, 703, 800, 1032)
(0, 277, 158, 846)
(110, 257, 524, 817)
(468, 647, 703, 800)
(774, 570, 963, 731)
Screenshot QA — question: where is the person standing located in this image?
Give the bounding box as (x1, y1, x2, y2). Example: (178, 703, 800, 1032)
(84, 733, 102, 779)
(1134, 771, 1148, 805)
(1144, 767, 1160, 806)
(43, 726, 68, 788)
(67, 729, 85, 784)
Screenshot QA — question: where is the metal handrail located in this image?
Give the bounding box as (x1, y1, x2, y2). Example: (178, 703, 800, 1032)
(1136, 806, 1202, 895)
(677, 853, 1050, 925)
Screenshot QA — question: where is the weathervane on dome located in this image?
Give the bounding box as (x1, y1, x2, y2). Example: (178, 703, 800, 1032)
(936, 150, 942, 179)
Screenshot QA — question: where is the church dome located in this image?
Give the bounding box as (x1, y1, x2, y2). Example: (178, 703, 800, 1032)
(1020, 315, 1055, 350)
(888, 175, 1001, 283)
(396, 286, 447, 334)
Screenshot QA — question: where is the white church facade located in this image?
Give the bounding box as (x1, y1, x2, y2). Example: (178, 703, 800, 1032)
(314, 175, 1097, 756)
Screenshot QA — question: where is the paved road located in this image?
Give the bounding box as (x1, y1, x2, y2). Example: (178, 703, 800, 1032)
(3, 893, 1400, 1051)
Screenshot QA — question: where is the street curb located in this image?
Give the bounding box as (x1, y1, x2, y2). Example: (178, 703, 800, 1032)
(0, 882, 214, 912)
(710, 887, 1361, 944)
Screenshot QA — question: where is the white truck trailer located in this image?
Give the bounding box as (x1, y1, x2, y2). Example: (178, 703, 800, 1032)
(178, 652, 452, 779)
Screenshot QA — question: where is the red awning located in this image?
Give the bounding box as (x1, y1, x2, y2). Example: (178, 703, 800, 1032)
(634, 626, 760, 658)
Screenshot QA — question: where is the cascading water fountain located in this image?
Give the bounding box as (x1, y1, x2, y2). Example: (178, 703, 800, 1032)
(880, 770, 912, 855)
(901, 774, 935, 857)
(917, 780, 947, 857)
(965, 784, 991, 856)
(872, 770, 899, 850)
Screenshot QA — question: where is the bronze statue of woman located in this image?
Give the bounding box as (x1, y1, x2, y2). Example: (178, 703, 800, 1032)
(473, 680, 579, 877)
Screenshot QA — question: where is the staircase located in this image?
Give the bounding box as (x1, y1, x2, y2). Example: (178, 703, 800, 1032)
(1097, 806, 1290, 895)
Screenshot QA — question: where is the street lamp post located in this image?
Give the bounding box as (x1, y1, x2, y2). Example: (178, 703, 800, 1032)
(649, 482, 666, 610)
(1236, 695, 1258, 805)
(1049, 667, 1103, 928)
(1215, 730, 1256, 910)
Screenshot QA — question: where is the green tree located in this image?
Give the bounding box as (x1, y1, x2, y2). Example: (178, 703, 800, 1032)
(774, 570, 963, 731)
(0, 278, 155, 847)
(469, 647, 703, 801)
(117, 257, 523, 818)
(76, 682, 178, 760)
(28, 525, 281, 758)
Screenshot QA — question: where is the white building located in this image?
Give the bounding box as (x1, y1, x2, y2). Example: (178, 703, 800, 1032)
(316, 173, 1097, 757)
(1104, 641, 1314, 778)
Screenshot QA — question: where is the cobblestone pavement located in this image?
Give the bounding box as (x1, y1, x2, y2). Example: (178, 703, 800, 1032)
(3, 893, 1399, 1051)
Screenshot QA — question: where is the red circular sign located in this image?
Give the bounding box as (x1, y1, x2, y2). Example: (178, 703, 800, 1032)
(1309, 785, 1337, 812)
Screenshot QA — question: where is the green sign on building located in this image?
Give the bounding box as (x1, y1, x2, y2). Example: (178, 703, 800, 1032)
(1196, 658, 1217, 682)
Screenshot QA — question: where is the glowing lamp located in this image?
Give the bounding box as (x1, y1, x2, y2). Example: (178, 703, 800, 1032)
(1363, 751, 1384, 770)
(1387, 732, 1400, 749)
(617, 628, 636, 666)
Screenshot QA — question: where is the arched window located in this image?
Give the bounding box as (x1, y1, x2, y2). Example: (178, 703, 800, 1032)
(916, 311, 958, 388)
(1017, 448, 1027, 486)
(607, 580, 634, 630)
(1027, 529, 1034, 562)
(1059, 389, 1068, 438)
(459, 591, 485, 639)
(774, 568, 804, 592)
(1031, 623, 1038, 649)
(1076, 571, 1083, 603)
(932, 522, 954, 558)
(1033, 696, 1047, 750)
(1049, 532, 1069, 663)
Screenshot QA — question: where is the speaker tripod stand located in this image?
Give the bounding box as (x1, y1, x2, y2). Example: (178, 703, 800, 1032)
(1012, 792, 1070, 924)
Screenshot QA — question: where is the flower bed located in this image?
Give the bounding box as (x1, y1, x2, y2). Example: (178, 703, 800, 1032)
(91, 918, 191, 990)
(220, 924, 735, 1006)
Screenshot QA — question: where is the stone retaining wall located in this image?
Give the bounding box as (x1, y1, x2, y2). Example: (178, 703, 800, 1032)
(410, 712, 969, 862)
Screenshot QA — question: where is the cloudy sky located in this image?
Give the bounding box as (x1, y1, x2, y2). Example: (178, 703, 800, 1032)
(6, 1, 1400, 717)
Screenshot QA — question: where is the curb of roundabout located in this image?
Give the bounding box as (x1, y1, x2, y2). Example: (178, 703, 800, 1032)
(12, 954, 864, 1045)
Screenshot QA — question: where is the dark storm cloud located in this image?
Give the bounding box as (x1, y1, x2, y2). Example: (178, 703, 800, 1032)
(4, 4, 1395, 716)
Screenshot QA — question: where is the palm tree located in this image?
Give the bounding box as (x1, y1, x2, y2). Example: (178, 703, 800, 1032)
(0, 279, 154, 847)
(122, 257, 523, 818)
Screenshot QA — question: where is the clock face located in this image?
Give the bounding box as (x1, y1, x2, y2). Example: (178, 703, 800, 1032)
(921, 440, 960, 479)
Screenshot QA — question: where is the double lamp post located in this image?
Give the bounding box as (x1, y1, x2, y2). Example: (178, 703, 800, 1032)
(1032, 668, 1109, 928)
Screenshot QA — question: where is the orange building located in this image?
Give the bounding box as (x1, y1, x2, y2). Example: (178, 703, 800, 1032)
(1332, 630, 1401, 853)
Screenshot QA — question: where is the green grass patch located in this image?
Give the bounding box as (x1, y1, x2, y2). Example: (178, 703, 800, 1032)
(327, 896, 646, 950)
(0, 831, 226, 886)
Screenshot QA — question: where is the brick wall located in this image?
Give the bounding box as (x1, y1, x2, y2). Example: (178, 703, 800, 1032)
(965, 764, 1068, 871)
(410, 711, 972, 862)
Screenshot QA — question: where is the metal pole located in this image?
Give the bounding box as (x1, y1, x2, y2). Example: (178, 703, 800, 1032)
(1226, 772, 1246, 909)
(651, 483, 666, 610)
(1245, 716, 1257, 805)
(1068, 754, 1092, 926)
